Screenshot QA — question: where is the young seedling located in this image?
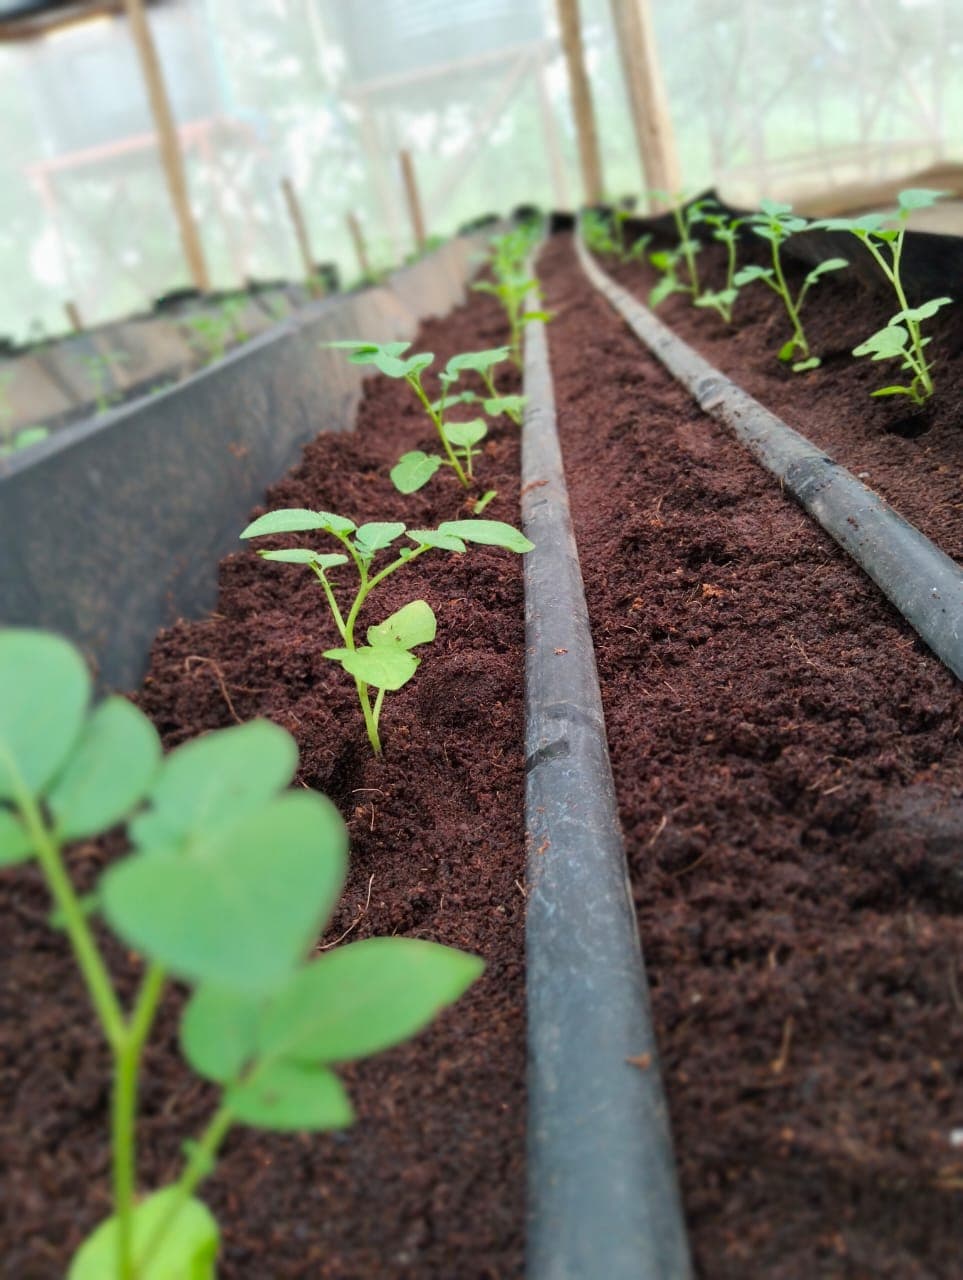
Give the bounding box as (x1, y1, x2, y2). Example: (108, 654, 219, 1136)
(472, 274, 549, 369)
(812, 189, 951, 405)
(0, 424, 49, 458)
(733, 199, 848, 371)
(646, 191, 716, 302)
(241, 509, 533, 754)
(583, 209, 651, 266)
(0, 627, 483, 1280)
(693, 210, 746, 323)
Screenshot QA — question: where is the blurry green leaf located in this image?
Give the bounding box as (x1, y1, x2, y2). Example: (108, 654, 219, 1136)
(890, 296, 952, 324)
(0, 630, 90, 802)
(181, 983, 261, 1083)
(444, 348, 511, 378)
(241, 509, 356, 539)
(406, 528, 467, 553)
(259, 550, 349, 569)
(792, 357, 821, 372)
(353, 522, 406, 558)
(258, 937, 484, 1065)
(129, 720, 298, 850)
(390, 451, 443, 494)
(105, 792, 348, 992)
(48, 697, 160, 841)
(483, 394, 525, 418)
(871, 384, 916, 398)
(0, 807, 33, 866)
(445, 419, 487, 449)
(68, 1189, 219, 1280)
(733, 265, 773, 287)
(804, 257, 848, 285)
(853, 324, 909, 360)
(227, 1061, 353, 1131)
(473, 490, 497, 515)
(897, 188, 947, 212)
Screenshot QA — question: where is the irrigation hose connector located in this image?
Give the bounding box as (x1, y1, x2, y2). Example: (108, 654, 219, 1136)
(576, 233, 963, 684)
(521, 250, 693, 1280)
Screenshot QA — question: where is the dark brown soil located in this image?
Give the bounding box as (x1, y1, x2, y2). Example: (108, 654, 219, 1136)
(606, 232, 963, 561)
(541, 234, 963, 1280)
(0, 291, 527, 1277)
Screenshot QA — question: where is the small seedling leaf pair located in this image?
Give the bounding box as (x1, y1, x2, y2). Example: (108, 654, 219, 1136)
(241, 509, 533, 753)
(1, 626, 483, 1277)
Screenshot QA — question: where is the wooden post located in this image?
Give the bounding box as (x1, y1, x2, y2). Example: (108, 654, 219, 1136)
(555, 0, 604, 204)
(400, 149, 427, 251)
(122, 0, 209, 291)
(535, 52, 571, 210)
(346, 212, 372, 279)
(281, 177, 321, 291)
(609, 0, 681, 206)
(64, 301, 84, 332)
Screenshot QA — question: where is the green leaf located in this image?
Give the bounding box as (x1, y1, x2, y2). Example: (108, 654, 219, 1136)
(521, 310, 552, 325)
(367, 601, 436, 650)
(473, 490, 497, 515)
(0, 629, 90, 802)
(890, 296, 952, 324)
(68, 1189, 219, 1280)
(897, 188, 947, 212)
(445, 418, 487, 449)
(353, 522, 406, 558)
(390, 451, 443, 494)
(240, 509, 356, 538)
(649, 250, 678, 272)
(430, 390, 479, 413)
(733, 265, 773, 287)
(870, 384, 916, 398)
(104, 792, 348, 993)
(648, 276, 682, 307)
(328, 340, 410, 357)
(322, 646, 419, 691)
(257, 937, 484, 1065)
(444, 347, 511, 378)
(758, 199, 793, 217)
(778, 338, 800, 362)
(0, 806, 33, 866)
(853, 324, 909, 360)
(792, 357, 821, 372)
(437, 519, 534, 553)
(483, 394, 525, 418)
(406, 528, 467, 553)
(804, 257, 848, 285)
(47, 697, 161, 841)
(227, 1060, 354, 1131)
(259, 550, 349, 569)
(129, 719, 298, 851)
(181, 983, 261, 1083)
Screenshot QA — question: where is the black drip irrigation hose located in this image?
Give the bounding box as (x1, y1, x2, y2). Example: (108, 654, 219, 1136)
(576, 234, 963, 683)
(521, 259, 693, 1280)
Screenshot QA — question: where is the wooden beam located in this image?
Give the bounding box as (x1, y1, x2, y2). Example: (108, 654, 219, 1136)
(122, 0, 210, 291)
(64, 301, 84, 332)
(281, 177, 319, 288)
(555, 0, 604, 204)
(536, 52, 571, 209)
(609, 0, 680, 206)
(400, 149, 427, 251)
(346, 213, 371, 279)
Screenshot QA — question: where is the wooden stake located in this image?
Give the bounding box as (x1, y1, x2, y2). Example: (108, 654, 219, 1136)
(346, 212, 372, 279)
(555, 0, 604, 204)
(64, 301, 84, 332)
(281, 177, 321, 291)
(400, 149, 427, 251)
(609, 0, 681, 206)
(122, 0, 209, 291)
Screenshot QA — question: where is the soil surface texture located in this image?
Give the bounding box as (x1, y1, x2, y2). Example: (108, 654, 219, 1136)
(606, 230, 963, 562)
(543, 233, 963, 1280)
(1, 289, 527, 1277)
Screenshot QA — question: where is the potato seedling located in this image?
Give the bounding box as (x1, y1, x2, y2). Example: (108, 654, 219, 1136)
(241, 509, 533, 754)
(734, 200, 848, 371)
(0, 627, 483, 1280)
(330, 340, 520, 493)
(812, 189, 951, 404)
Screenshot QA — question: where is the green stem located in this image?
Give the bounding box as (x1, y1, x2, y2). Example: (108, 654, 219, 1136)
(140, 1104, 234, 1268)
(11, 773, 125, 1050)
(862, 231, 931, 393)
(771, 235, 808, 358)
(408, 375, 469, 487)
(112, 964, 166, 1279)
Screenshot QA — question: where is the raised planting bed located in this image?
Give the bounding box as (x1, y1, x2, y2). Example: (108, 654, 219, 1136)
(1, 271, 532, 1276)
(539, 231, 963, 1278)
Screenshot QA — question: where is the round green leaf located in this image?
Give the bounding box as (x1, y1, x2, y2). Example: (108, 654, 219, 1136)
(104, 792, 348, 992)
(227, 1060, 353, 1131)
(258, 937, 484, 1065)
(444, 347, 511, 377)
(181, 983, 261, 1083)
(445, 419, 487, 449)
(367, 600, 437, 650)
(390, 451, 443, 494)
(323, 646, 419, 691)
(0, 629, 90, 802)
(0, 807, 33, 866)
(47, 697, 161, 841)
(354, 522, 406, 558)
(406, 528, 467, 553)
(68, 1188, 219, 1280)
(129, 719, 298, 850)
(436, 519, 534, 553)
